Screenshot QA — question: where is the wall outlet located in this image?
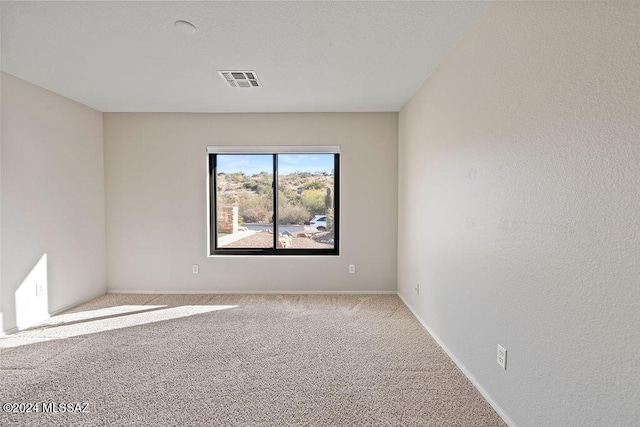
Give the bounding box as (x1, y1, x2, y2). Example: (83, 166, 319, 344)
(192, 264, 199, 274)
(497, 344, 507, 370)
(35, 283, 45, 296)
(348, 264, 356, 274)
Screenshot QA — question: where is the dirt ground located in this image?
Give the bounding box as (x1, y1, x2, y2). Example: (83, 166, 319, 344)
(222, 231, 334, 249)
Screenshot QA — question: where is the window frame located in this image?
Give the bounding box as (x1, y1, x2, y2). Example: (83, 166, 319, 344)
(208, 148, 340, 256)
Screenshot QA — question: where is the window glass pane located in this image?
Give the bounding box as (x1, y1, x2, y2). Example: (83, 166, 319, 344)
(276, 154, 335, 249)
(216, 155, 273, 249)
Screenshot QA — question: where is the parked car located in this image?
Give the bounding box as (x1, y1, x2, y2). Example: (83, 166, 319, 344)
(309, 215, 327, 231)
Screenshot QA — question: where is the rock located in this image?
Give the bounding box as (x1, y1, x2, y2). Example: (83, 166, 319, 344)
(278, 235, 292, 248)
(296, 232, 308, 238)
(302, 227, 318, 234)
(282, 230, 293, 236)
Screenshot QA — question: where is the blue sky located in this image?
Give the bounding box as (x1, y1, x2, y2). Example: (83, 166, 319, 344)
(217, 154, 334, 176)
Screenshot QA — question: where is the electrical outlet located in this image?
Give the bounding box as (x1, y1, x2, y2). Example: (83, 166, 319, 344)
(35, 283, 45, 296)
(348, 264, 356, 274)
(415, 283, 420, 295)
(497, 344, 507, 370)
(192, 264, 199, 274)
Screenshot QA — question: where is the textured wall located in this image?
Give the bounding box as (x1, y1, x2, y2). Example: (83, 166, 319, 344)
(1, 73, 107, 333)
(104, 113, 398, 293)
(398, 2, 640, 426)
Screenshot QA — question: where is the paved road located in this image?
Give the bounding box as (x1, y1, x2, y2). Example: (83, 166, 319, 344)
(244, 223, 305, 234)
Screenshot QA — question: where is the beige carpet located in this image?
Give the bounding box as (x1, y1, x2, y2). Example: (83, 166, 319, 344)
(0, 294, 505, 426)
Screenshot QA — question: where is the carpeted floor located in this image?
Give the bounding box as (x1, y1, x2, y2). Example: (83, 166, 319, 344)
(0, 294, 506, 426)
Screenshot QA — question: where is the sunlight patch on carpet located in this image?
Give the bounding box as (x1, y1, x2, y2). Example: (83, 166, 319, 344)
(0, 305, 237, 349)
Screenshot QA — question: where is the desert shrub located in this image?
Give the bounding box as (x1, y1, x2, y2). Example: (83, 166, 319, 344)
(277, 189, 299, 206)
(305, 181, 325, 190)
(301, 189, 326, 216)
(237, 192, 273, 223)
(241, 208, 271, 223)
(256, 183, 273, 195)
(231, 173, 245, 183)
(242, 181, 272, 195)
(219, 193, 237, 204)
(278, 204, 310, 225)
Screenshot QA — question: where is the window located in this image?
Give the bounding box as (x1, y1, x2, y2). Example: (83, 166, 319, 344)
(208, 146, 339, 255)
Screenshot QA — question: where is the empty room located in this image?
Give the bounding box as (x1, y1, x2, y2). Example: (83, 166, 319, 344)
(1, 1, 638, 426)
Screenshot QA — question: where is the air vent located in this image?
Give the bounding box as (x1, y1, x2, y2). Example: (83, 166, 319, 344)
(218, 70, 261, 88)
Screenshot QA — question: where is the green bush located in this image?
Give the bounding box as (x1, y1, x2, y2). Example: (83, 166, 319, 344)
(301, 189, 326, 216)
(231, 173, 245, 183)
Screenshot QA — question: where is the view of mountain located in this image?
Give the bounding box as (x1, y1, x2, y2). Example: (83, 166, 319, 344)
(216, 172, 334, 225)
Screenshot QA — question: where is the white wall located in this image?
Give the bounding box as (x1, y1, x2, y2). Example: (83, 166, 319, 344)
(399, 2, 640, 426)
(104, 113, 397, 293)
(1, 72, 107, 333)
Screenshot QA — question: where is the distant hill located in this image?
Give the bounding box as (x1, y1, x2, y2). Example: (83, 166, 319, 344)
(216, 172, 334, 224)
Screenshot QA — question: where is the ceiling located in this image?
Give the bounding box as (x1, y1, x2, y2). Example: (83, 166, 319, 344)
(0, 1, 489, 113)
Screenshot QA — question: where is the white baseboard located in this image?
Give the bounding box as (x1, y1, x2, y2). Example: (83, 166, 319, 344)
(0, 290, 107, 337)
(1, 325, 19, 337)
(396, 292, 517, 427)
(107, 289, 397, 295)
(48, 291, 107, 317)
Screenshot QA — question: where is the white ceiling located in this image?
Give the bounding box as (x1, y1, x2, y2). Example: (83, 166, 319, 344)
(0, 1, 489, 113)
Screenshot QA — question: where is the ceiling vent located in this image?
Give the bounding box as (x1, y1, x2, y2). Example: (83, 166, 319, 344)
(218, 70, 261, 88)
